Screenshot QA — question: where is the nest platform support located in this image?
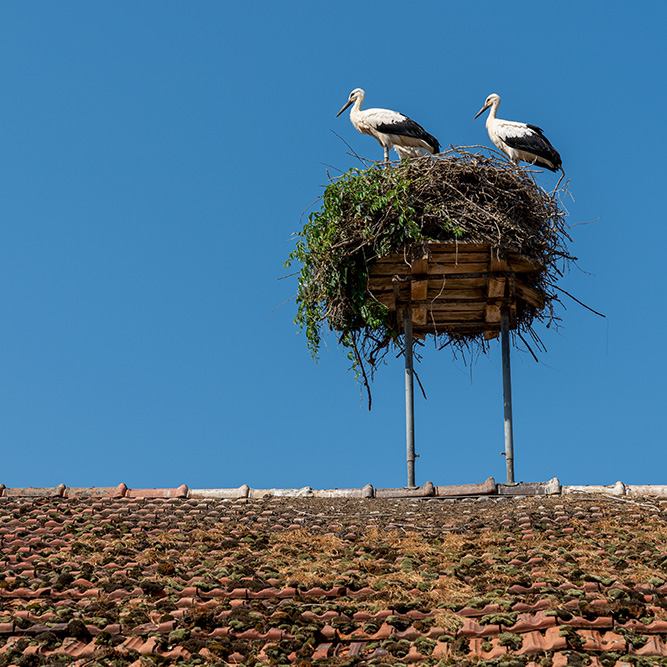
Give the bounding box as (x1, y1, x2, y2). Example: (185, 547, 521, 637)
(501, 309, 515, 484)
(370, 241, 545, 484)
(403, 305, 415, 488)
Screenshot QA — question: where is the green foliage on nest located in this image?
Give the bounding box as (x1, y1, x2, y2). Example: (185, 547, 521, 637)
(287, 166, 425, 361)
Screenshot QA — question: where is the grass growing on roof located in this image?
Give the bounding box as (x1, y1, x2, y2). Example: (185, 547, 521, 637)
(286, 147, 571, 401)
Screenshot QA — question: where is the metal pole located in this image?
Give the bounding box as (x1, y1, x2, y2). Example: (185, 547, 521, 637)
(404, 306, 416, 488)
(501, 309, 515, 484)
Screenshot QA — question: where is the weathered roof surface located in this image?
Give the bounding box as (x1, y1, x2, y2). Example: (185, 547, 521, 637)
(1, 492, 667, 666)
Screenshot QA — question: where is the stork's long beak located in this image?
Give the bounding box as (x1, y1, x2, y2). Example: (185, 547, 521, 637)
(336, 99, 353, 117)
(474, 103, 490, 120)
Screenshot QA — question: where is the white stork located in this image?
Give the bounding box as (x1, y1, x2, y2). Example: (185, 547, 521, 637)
(336, 88, 440, 164)
(474, 93, 563, 173)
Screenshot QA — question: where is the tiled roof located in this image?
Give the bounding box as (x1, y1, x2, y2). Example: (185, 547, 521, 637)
(1, 485, 667, 666)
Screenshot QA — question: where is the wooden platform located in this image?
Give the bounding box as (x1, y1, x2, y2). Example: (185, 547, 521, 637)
(368, 242, 546, 338)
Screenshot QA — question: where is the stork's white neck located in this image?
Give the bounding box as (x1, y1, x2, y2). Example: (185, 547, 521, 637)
(351, 93, 365, 114)
(485, 100, 501, 133)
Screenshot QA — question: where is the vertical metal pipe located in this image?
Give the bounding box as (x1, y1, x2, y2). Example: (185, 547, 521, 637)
(501, 310, 515, 484)
(404, 306, 415, 488)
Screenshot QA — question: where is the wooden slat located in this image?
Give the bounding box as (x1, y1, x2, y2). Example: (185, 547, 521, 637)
(507, 252, 542, 272)
(515, 281, 545, 308)
(411, 248, 429, 274)
(424, 302, 487, 313)
(418, 307, 485, 318)
(368, 289, 488, 309)
(373, 292, 396, 310)
(485, 304, 501, 323)
(487, 277, 506, 299)
(426, 276, 487, 288)
(374, 255, 411, 266)
(375, 250, 490, 263)
(411, 279, 428, 301)
(371, 262, 491, 276)
(489, 256, 510, 271)
(373, 256, 489, 268)
(374, 246, 541, 272)
(369, 286, 487, 300)
(412, 307, 427, 326)
(490, 250, 542, 273)
(368, 275, 487, 290)
(426, 251, 491, 263)
(414, 320, 485, 329)
(414, 323, 490, 335)
(428, 262, 491, 274)
(409, 300, 487, 310)
(376, 286, 499, 300)
(369, 263, 412, 276)
(427, 242, 490, 253)
(415, 323, 501, 334)
(426, 287, 485, 300)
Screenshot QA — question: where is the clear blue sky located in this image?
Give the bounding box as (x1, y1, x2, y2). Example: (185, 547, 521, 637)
(0, 2, 664, 490)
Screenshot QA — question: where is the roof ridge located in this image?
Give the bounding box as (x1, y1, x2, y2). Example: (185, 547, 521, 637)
(1, 478, 667, 499)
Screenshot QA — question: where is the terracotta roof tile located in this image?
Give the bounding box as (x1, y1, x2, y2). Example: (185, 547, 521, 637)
(633, 635, 667, 656)
(518, 627, 568, 654)
(469, 636, 508, 659)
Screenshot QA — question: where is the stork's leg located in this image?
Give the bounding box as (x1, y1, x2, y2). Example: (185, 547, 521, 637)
(383, 146, 390, 166)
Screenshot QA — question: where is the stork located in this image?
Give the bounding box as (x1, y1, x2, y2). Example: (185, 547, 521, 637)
(336, 88, 440, 164)
(474, 93, 563, 174)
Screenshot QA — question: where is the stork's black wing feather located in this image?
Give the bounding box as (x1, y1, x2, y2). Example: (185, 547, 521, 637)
(500, 122, 562, 171)
(376, 116, 440, 154)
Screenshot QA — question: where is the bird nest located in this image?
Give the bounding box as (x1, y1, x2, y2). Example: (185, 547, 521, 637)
(286, 147, 571, 403)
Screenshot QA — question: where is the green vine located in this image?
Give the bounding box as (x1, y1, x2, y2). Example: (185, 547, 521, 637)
(286, 166, 426, 365)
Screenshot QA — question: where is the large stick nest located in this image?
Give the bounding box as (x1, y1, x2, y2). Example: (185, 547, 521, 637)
(287, 147, 571, 403)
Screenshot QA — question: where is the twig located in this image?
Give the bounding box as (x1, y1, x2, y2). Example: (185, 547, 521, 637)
(350, 334, 372, 411)
(317, 161, 345, 175)
(517, 331, 540, 363)
(552, 285, 606, 318)
(330, 130, 370, 168)
(554, 169, 565, 192)
(567, 217, 600, 229)
(270, 294, 296, 316)
(299, 197, 323, 225)
(414, 368, 427, 401)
